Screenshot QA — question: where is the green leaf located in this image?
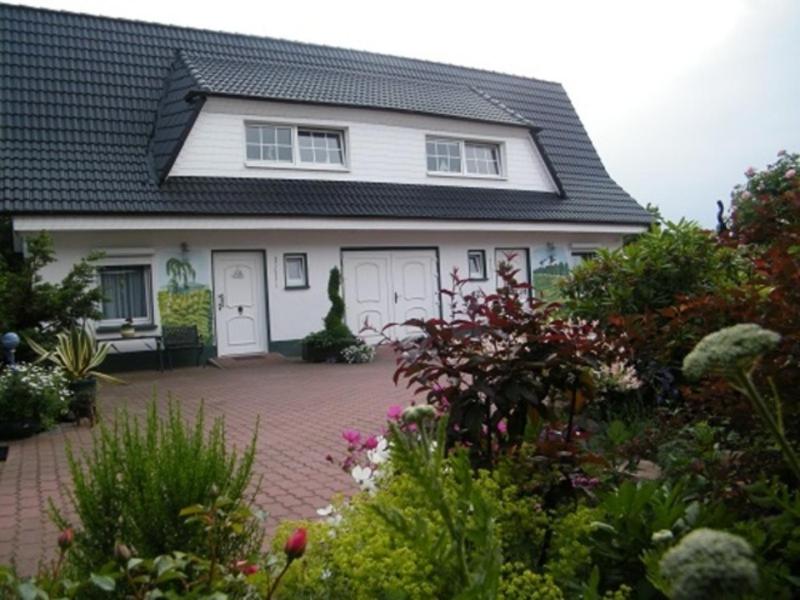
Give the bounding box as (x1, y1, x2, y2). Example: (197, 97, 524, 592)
(89, 573, 116, 592)
(178, 504, 205, 517)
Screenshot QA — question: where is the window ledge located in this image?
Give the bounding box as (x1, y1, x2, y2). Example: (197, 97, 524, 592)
(284, 285, 310, 291)
(97, 323, 157, 334)
(244, 161, 350, 173)
(426, 171, 507, 181)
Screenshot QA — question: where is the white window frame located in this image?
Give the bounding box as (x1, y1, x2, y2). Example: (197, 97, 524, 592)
(426, 135, 505, 179)
(95, 255, 155, 328)
(283, 253, 309, 290)
(244, 121, 349, 172)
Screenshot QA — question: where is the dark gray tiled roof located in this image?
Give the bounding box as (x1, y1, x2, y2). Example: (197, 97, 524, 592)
(0, 4, 651, 225)
(181, 52, 530, 126)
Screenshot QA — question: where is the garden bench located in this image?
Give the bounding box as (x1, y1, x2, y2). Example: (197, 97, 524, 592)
(162, 325, 205, 369)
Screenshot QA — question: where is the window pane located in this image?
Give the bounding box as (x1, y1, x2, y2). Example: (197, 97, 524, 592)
(427, 138, 462, 172)
(264, 146, 276, 161)
(277, 146, 293, 162)
(465, 143, 500, 175)
(245, 126, 260, 144)
(285, 256, 306, 286)
(298, 130, 344, 164)
(262, 126, 276, 144)
(277, 127, 292, 145)
(100, 266, 149, 320)
(246, 144, 261, 160)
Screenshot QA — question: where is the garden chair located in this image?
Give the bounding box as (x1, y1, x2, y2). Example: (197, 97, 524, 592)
(162, 325, 205, 369)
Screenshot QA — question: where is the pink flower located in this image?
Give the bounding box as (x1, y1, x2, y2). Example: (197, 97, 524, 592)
(740, 190, 752, 200)
(363, 435, 379, 450)
(234, 560, 259, 576)
(497, 420, 508, 434)
(785, 169, 796, 179)
(387, 405, 403, 420)
(342, 429, 361, 446)
(745, 166, 756, 178)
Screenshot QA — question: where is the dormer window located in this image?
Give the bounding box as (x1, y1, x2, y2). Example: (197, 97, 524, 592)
(246, 124, 293, 163)
(245, 123, 347, 169)
(298, 129, 344, 165)
(426, 136, 503, 177)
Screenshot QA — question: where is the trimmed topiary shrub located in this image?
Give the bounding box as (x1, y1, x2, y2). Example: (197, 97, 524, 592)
(302, 267, 357, 362)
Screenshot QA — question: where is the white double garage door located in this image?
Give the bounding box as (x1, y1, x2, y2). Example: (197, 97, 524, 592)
(342, 249, 439, 342)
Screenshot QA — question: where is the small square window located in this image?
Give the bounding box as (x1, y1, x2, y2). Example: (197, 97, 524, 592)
(467, 250, 487, 281)
(284, 254, 308, 289)
(98, 264, 153, 324)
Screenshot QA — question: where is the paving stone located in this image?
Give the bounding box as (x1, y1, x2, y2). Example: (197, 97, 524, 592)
(0, 352, 412, 575)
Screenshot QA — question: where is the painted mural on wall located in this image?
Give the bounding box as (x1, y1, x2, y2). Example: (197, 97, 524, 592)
(157, 256, 213, 343)
(531, 243, 571, 301)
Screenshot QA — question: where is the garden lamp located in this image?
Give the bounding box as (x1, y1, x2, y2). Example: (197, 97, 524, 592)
(1, 332, 20, 367)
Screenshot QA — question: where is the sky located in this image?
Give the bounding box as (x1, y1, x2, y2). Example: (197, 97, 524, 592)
(14, 0, 800, 226)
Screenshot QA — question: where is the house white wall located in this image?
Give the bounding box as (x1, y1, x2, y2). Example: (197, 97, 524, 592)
(169, 98, 558, 192)
(32, 228, 622, 353)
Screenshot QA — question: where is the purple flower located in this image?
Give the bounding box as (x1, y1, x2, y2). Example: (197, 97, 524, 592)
(363, 435, 379, 450)
(342, 429, 361, 446)
(387, 405, 403, 420)
(497, 419, 508, 434)
(745, 166, 756, 178)
(778, 149, 787, 157)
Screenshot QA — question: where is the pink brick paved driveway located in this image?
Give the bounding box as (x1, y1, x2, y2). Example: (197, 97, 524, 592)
(0, 350, 413, 575)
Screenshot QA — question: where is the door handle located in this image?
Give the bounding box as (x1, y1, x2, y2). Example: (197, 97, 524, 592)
(394, 291, 399, 304)
(217, 293, 224, 310)
(237, 305, 243, 315)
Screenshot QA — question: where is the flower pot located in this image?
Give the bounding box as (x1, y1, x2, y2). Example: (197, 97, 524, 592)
(120, 324, 136, 338)
(68, 377, 98, 425)
(0, 418, 42, 441)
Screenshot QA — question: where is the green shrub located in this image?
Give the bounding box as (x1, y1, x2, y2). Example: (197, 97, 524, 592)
(0, 363, 70, 428)
(52, 400, 261, 575)
(561, 219, 746, 322)
(499, 563, 564, 599)
(0, 222, 103, 359)
(302, 267, 356, 362)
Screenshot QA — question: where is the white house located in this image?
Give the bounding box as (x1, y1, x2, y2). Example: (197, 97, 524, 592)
(1, 4, 650, 365)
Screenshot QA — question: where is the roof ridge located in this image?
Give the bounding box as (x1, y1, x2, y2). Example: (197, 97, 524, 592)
(1, 2, 565, 89)
(182, 51, 491, 93)
(176, 50, 210, 91)
(469, 86, 536, 128)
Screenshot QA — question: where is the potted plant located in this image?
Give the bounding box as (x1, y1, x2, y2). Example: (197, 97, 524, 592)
(28, 325, 124, 425)
(301, 267, 357, 363)
(120, 317, 136, 338)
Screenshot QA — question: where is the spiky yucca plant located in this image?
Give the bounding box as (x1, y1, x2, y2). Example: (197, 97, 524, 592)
(28, 324, 124, 384)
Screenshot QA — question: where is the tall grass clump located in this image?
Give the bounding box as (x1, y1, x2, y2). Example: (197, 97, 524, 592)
(52, 399, 261, 575)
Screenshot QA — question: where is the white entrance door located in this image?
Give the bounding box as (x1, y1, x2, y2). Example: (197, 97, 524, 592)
(495, 248, 530, 294)
(212, 252, 267, 356)
(342, 250, 438, 342)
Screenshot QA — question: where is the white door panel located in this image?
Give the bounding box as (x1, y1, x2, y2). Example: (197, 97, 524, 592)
(343, 250, 438, 343)
(213, 252, 267, 356)
(343, 253, 392, 342)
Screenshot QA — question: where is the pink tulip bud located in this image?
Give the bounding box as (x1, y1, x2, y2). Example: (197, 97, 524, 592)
(363, 435, 379, 450)
(57, 528, 74, 551)
(284, 527, 307, 561)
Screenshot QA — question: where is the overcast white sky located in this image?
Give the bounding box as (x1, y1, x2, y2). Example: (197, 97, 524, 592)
(16, 0, 800, 226)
